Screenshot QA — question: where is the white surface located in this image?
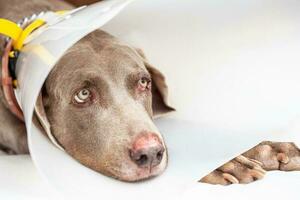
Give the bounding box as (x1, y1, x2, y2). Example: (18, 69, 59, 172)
(4, 0, 300, 199)
(0, 155, 61, 200)
(0, 150, 300, 200)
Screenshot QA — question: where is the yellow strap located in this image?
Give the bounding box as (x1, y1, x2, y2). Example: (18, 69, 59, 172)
(0, 18, 45, 50)
(0, 10, 67, 50)
(0, 19, 23, 41)
(13, 19, 45, 50)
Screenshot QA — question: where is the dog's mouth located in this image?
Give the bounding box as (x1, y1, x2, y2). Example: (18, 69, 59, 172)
(125, 165, 166, 182)
(106, 153, 168, 182)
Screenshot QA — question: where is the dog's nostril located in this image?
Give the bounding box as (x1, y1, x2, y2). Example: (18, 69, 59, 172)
(156, 150, 163, 162)
(136, 154, 148, 166)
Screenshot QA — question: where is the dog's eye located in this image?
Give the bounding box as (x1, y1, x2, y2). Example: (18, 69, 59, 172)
(138, 77, 151, 91)
(74, 88, 91, 103)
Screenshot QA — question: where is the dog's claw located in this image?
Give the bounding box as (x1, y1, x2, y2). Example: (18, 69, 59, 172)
(248, 158, 263, 166)
(222, 173, 239, 184)
(235, 155, 261, 169)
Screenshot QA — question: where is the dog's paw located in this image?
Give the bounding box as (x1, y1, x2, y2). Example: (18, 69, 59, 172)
(243, 141, 300, 171)
(199, 155, 266, 185)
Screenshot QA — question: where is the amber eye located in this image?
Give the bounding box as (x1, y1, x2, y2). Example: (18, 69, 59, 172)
(138, 77, 151, 91)
(74, 88, 91, 104)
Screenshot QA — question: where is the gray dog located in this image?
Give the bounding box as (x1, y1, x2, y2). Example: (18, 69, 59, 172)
(0, 0, 299, 185)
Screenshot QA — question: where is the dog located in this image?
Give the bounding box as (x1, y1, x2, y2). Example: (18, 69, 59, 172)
(0, 0, 299, 184)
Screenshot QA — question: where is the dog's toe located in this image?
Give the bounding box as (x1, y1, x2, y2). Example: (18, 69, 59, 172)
(274, 143, 300, 171)
(222, 172, 239, 184)
(199, 170, 235, 185)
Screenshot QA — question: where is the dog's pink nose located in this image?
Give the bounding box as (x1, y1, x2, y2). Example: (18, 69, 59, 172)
(130, 133, 165, 168)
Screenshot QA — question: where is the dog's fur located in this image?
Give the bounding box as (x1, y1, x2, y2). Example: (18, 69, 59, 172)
(0, 0, 300, 184)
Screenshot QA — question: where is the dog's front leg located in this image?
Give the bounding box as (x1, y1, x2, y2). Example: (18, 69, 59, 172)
(199, 155, 266, 185)
(200, 141, 300, 185)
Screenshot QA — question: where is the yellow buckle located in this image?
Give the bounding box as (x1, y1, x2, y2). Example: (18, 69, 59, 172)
(0, 10, 68, 51)
(0, 18, 45, 50)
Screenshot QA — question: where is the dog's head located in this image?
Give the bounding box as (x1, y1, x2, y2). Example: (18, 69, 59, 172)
(35, 30, 174, 181)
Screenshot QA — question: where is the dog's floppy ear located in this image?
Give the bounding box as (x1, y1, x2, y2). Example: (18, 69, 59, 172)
(146, 63, 175, 118)
(136, 48, 175, 118)
(34, 89, 64, 150)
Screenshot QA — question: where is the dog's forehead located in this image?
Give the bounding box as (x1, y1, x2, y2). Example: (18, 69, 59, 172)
(60, 30, 146, 72)
(100, 45, 146, 71)
(46, 30, 148, 91)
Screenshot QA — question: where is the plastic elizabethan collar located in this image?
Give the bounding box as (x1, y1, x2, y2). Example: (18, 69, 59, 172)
(7, 0, 300, 199)
(13, 0, 133, 149)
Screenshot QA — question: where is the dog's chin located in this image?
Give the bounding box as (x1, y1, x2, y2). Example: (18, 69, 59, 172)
(106, 159, 168, 182)
(118, 165, 167, 182)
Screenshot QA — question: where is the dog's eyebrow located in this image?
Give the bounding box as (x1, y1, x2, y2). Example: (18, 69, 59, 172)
(62, 71, 106, 91)
(141, 71, 151, 79)
(133, 70, 151, 79)
(125, 70, 151, 89)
